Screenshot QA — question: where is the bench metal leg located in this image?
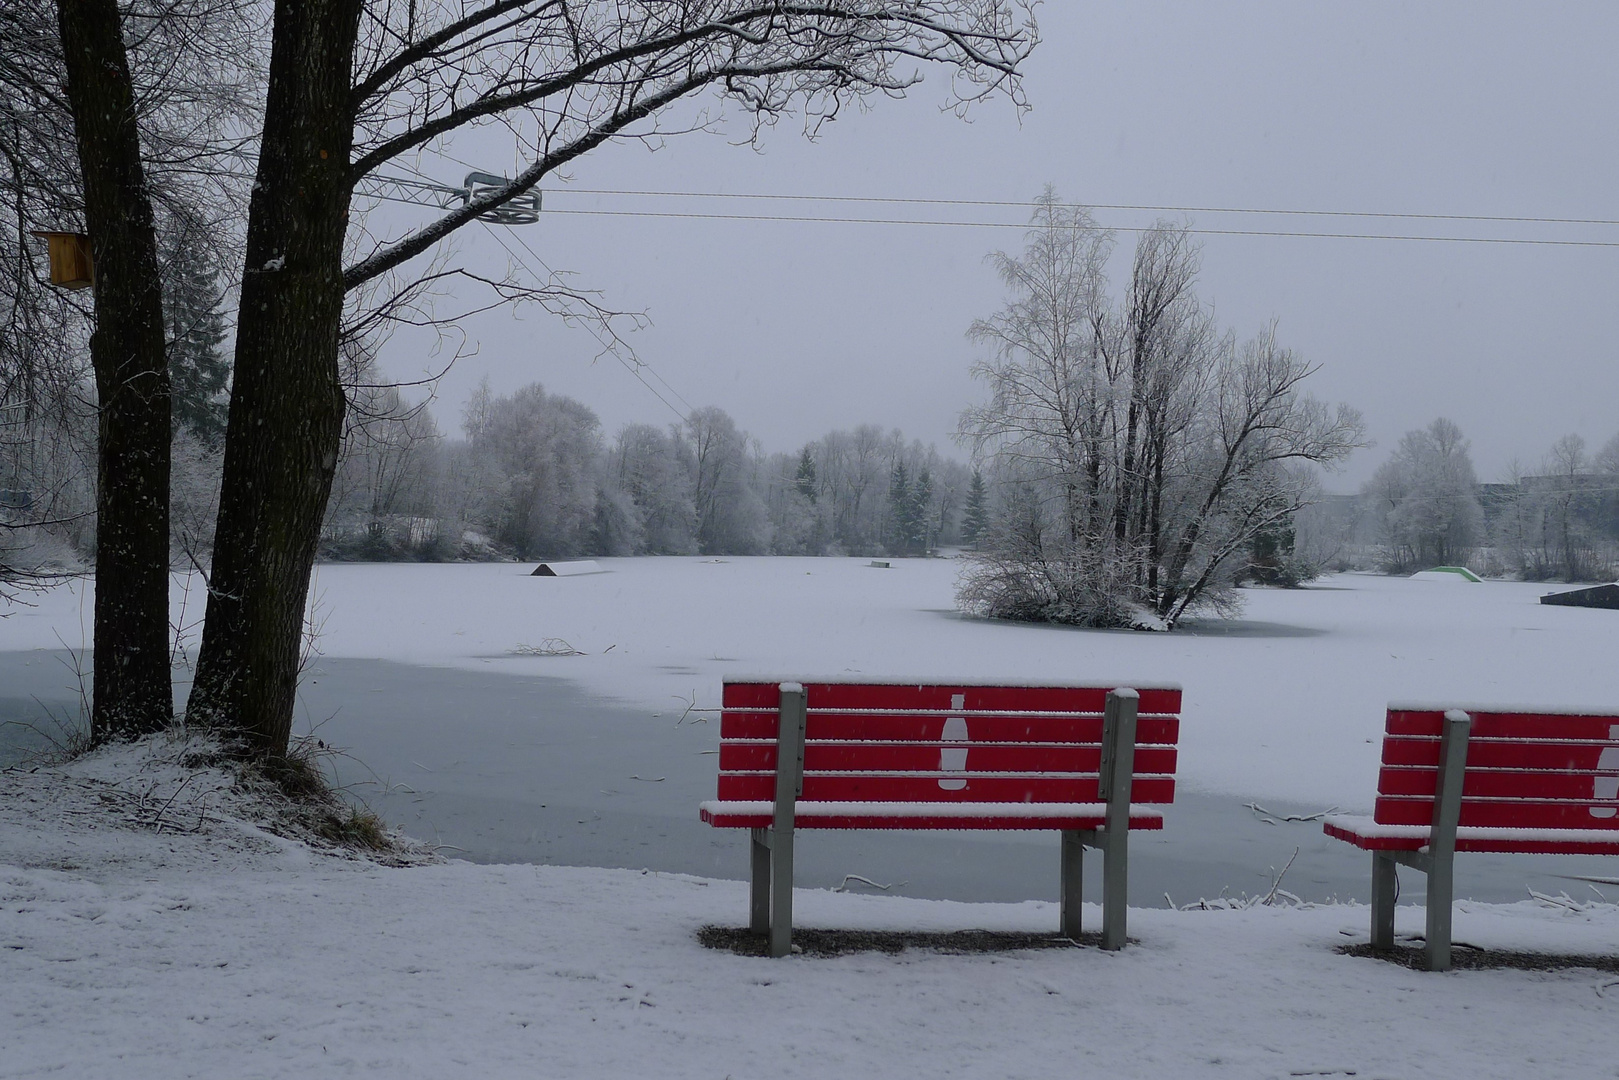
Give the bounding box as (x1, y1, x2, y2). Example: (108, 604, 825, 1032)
(768, 683, 807, 958)
(1101, 829, 1128, 950)
(769, 824, 794, 958)
(1371, 852, 1397, 949)
(1060, 830, 1083, 939)
(1099, 689, 1138, 951)
(1425, 846, 1455, 972)
(750, 828, 771, 934)
(1423, 710, 1470, 972)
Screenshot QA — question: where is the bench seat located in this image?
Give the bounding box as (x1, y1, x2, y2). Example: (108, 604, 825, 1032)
(1327, 703, 1619, 970)
(702, 679, 1182, 955)
(700, 800, 1166, 831)
(1325, 814, 1619, 856)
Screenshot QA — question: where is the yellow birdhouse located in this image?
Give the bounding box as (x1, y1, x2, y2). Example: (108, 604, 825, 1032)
(31, 231, 95, 290)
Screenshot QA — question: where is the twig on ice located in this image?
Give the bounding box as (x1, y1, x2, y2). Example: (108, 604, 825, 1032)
(1261, 847, 1301, 906)
(1243, 802, 1338, 824)
(833, 874, 904, 893)
(674, 692, 704, 724)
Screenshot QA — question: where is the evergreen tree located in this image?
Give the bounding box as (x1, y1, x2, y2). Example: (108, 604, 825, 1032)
(794, 445, 818, 504)
(887, 460, 912, 555)
(911, 466, 934, 552)
(162, 243, 231, 446)
(961, 468, 988, 548)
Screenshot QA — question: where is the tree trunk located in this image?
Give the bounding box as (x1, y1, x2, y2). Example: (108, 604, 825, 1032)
(185, 0, 361, 762)
(57, 0, 174, 741)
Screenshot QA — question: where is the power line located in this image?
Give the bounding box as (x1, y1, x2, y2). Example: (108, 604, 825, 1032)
(535, 206, 1619, 248)
(499, 223, 696, 417)
(548, 187, 1619, 229)
(170, 154, 1619, 246)
(477, 222, 692, 424)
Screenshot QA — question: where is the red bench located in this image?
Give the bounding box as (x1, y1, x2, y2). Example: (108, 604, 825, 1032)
(700, 679, 1183, 956)
(1326, 703, 1619, 969)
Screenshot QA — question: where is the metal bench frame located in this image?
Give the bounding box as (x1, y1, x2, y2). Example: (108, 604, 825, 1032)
(1332, 706, 1619, 970)
(740, 683, 1144, 957)
(1368, 709, 1469, 970)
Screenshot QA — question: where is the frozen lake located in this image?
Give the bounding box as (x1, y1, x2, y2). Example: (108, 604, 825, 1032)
(3, 558, 1616, 904)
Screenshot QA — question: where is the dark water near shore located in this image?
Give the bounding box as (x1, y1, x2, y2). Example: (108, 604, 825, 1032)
(5, 649, 1615, 910)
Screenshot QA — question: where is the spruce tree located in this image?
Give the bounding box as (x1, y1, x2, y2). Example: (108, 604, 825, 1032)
(962, 468, 989, 549)
(887, 460, 911, 555)
(794, 445, 818, 504)
(911, 466, 934, 552)
(163, 243, 231, 446)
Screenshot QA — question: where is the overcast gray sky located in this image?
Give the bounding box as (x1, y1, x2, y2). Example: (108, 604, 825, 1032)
(372, 2, 1619, 490)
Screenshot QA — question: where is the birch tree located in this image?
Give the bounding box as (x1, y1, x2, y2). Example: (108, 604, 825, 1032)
(1363, 417, 1482, 572)
(959, 192, 1364, 628)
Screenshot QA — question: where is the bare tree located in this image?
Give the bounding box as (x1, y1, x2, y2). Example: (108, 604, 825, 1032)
(323, 341, 444, 558)
(1543, 433, 1595, 582)
(163, 1, 1037, 762)
(5, 0, 258, 737)
(611, 423, 697, 555)
(959, 193, 1364, 628)
(685, 406, 768, 554)
(54, 0, 177, 739)
(1362, 417, 1483, 573)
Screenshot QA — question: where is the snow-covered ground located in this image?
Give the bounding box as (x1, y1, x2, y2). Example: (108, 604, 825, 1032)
(6, 738, 1619, 1079)
(4, 558, 1613, 806)
(5, 561, 1619, 1076)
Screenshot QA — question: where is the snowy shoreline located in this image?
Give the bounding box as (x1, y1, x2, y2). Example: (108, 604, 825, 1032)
(7, 560, 1619, 1075)
(7, 740, 1619, 1079)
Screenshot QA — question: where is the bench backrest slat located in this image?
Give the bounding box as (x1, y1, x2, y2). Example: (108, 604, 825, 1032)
(1374, 707, 1619, 830)
(723, 682, 1183, 714)
(719, 681, 1182, 807)
(720, 711, 1181, 745)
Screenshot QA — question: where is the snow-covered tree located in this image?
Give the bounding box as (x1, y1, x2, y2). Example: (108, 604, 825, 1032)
(961, 469, 989, 549)
(465, 384, 603, 559)
(958, 191, 1364, 628)
(686, 407, 769, 556)
(1363, 418, 1483, 572)
(610, 423, 697, 555)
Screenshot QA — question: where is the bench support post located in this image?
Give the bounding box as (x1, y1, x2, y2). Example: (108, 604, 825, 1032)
(749, 828, 771, 933)
(1423, 710, 1471, 971)
(1098, 688, 1139, 951)
(769, 682, 808, 958)
(1370, 851, 1397, 949)
(1060, 830, 1084, 939)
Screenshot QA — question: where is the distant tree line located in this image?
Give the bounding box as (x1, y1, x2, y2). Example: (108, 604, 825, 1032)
(317, 374, 975, 563)
(1319, 417, 1619, 582)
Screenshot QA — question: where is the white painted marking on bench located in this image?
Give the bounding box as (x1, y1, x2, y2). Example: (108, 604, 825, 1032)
(1591, 724, 1619, 818)
(939, 693, 968, 791)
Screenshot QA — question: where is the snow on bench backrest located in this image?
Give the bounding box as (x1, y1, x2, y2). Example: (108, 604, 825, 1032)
(1375, 706, 1619, 830)
(718, 681, 1182, 806)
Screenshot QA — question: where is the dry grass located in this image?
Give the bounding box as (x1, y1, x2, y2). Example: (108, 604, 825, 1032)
(1339, 942, 1619, 973)
(698, 926, 1105, 958)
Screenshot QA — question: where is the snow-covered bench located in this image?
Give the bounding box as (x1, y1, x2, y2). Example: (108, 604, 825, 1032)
(700, 679, 1183, 956)
(1326, 704, 1619, 970)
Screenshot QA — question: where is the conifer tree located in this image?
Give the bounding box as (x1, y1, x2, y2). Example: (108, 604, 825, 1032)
(163, 243, 230, 446)
(961, 468, 989, 549)
(911, 466, 934, 552)
(794, 445, 818, 504)
(887, 460, 911, 555)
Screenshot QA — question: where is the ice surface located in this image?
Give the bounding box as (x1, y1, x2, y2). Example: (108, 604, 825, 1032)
(5, 558, 1613, 808)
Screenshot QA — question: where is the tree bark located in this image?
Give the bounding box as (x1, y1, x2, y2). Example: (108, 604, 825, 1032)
(185, 0, 361, 762)
(57, 0, 173, 741)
